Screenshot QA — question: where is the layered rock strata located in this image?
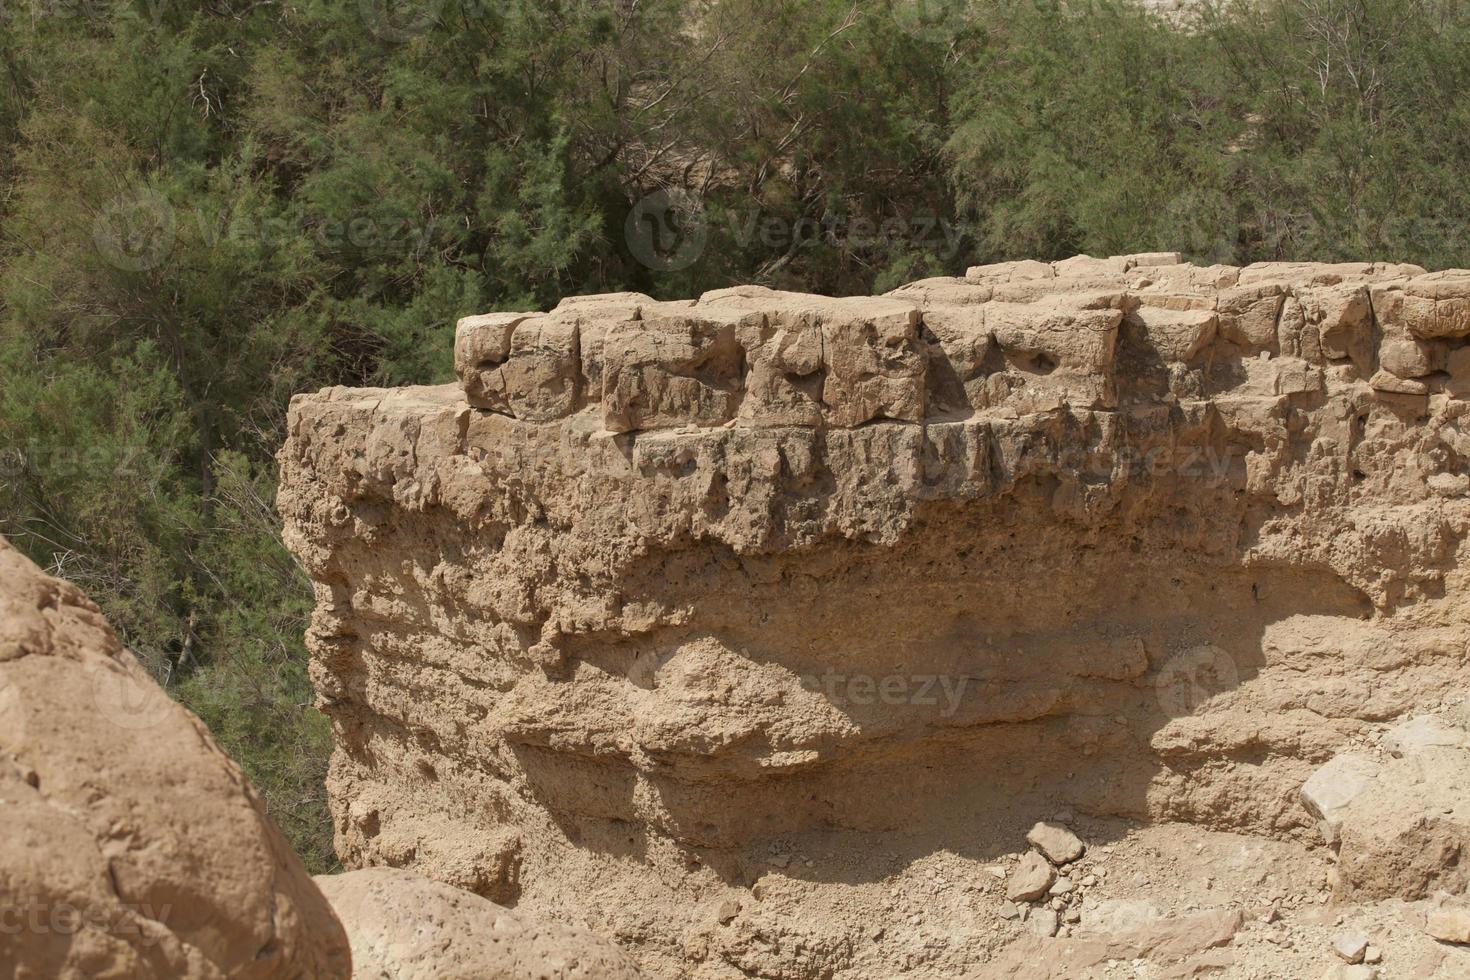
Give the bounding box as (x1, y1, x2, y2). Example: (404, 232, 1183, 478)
(279, 255, 1470, 978)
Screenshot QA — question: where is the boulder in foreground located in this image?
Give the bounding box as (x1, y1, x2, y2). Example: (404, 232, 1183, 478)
(0, 536, 350, 979)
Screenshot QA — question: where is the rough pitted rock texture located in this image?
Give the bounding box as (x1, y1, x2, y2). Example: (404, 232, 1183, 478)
(0, 536, 351, 979)
(316, 866, 644, 979)
(279, 255, 1470, 978)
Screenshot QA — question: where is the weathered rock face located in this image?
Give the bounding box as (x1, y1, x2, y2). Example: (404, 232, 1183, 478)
(316, 866, 645, 979)
(278, 255, 1470, 978)
(0, 536, 351, 979)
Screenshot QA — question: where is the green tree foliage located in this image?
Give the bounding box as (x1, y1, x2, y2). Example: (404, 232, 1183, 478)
(946, 0, 1470, 266)
(3, 0, 1470, 870)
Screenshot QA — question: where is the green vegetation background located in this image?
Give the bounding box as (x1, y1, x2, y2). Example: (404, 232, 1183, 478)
(2, 0, 1467, 871)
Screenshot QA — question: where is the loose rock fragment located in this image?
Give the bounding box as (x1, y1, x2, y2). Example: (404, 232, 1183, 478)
(1427, 907, 1470, 944)
(1007, 851, 1057, 902)
(1027, 821, 1086, 865)
(1301, 755, 1381, 844)
(1330, 929, 1369, 963)
(1029, 908, 1060, 938)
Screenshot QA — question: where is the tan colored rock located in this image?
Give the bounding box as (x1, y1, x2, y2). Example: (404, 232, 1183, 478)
(1378, 333, 1435, 379)
(1303, 283, 1373, 369)
(1369, 369, 1429, 395)
(1332, 745, 1470, 901)
(983, 908, 1242, 978)
(1131, 306, 1217, 362)
(1218, 283, 1283, 351)
(1026, 821, 1085, 865)
(1301, 753, 1380, 845)
(1402, 275, 1470, 339)
(985, 300, 1122, 410)
(816, 298, 927, 426)
(499, 315, 582, 421)
(1006, 851, 1056, 902)
(1382, 715, 1468, 757)
(967, 259, 1055, 282)
(1320, 966, 1379, 980)
(1448, 345, 1470, 398)
(1120, 251, 1184, 268)
(1427, 906, 1470, 944)
(1238, 261, 1374, 286)
(455, 311, 540, 411)
(316, 867, 643, 979)
(602, 308, 747, 432)
(1330, 929, 1369, 963)
(0, 536, 350, 979)
(1027, 907, 1059, 937)
(1053, 254, 1129, 277)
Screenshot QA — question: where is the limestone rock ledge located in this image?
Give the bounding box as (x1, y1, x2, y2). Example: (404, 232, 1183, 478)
(278, 256, 1470, 979)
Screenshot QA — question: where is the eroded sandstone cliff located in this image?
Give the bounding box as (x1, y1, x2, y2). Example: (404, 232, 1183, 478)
(278, 254, 1470, 978)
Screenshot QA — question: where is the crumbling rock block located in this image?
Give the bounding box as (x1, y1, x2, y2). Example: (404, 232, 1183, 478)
(454, 311, 539, 411)
(602, 308, 748, 432)
(1402, 275, 1470, 340)
(986, 301, 1122, 410)
(1302, 284, 1374, 371)
(1218, 283, 1284, 352)
(813, 297, 927, 426)
(967, 258, 1055, 282)
(1131, 305, 1218, 364)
